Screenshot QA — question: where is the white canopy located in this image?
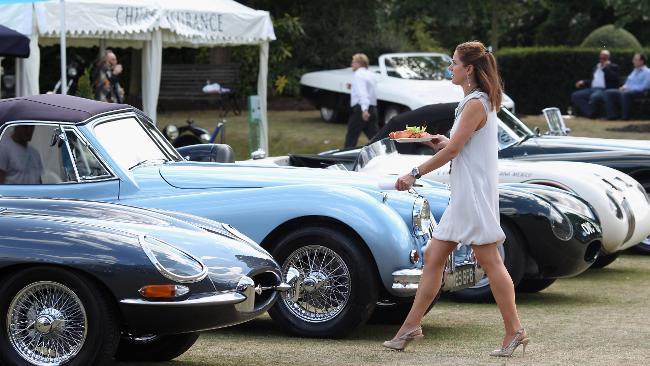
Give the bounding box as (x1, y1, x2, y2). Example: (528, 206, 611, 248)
(0, 0, 275, 153)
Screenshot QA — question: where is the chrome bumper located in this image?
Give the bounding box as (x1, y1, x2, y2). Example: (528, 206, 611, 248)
(121, 274, 293, 312)
(392, 250, 485, 296)
(120, 292, 247, 307)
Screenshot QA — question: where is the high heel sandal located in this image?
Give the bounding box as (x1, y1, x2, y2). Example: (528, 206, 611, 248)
(382, 325, 424, 351)
(489, 328, 529, 357)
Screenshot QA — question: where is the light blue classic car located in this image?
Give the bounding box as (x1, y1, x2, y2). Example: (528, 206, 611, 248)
(0, 95, 483, 338)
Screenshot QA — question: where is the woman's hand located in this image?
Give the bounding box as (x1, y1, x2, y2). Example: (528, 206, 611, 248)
(395, 173, 416, 191)
(420, 134, 449, 150)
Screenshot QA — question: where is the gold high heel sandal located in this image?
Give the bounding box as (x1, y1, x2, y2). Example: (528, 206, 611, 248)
(382, 325, 424, 351)
(489, 328, 529, 357)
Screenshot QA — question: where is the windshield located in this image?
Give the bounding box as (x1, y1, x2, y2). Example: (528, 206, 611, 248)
(354, 139, 398, 171)
(93, 117, 180, 170)
(383, 54, 452, 80)
(495, 109, 537, 150)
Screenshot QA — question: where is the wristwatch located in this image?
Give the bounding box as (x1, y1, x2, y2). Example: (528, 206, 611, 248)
(410, 167, 421, 179)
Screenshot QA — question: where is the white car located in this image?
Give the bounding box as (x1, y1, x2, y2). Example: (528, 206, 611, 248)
(300, 52, 515, 124)
(253, 139, 650, 262)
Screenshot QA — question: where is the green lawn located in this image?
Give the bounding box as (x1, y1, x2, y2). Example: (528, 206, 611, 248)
(157, 110, 369, 161)
(117, 253, 650, 366)
(157, 109, 649, 162)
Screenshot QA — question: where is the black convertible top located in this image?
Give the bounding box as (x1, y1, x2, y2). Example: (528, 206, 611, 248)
(0, 94, 132, 126)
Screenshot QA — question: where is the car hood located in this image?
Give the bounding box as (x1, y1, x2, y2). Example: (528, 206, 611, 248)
(517, 135, 650, 155)
(158, 162, 393, 190)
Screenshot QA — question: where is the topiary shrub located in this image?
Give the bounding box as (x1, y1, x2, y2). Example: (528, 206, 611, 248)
(580, 24, 642, 49)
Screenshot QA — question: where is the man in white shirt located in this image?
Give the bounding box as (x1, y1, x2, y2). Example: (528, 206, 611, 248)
(0, 125, 43, 184)
(570, 50, 620, 118)
(344, 53, 379, 148)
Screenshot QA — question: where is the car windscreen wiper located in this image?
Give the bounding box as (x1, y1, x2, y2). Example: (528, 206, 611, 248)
(128, 158, 168, 170)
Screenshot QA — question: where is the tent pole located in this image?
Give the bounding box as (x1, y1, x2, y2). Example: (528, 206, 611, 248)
(257, 42, 269, 154)
(59, 0, 67, 95)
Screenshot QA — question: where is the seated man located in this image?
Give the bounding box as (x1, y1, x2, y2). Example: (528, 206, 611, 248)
(603, 53, 650, 120)
(571, 50, 619, 118)
(0, 125, 43, 184)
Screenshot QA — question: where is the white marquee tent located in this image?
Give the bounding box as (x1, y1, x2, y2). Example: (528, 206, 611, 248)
(0, 0, 275, 152)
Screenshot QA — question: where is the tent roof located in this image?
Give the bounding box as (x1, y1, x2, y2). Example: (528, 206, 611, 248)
(29, 0, 275, 46)
(0, 24, 30, 57)
(0, 94, 129, 125)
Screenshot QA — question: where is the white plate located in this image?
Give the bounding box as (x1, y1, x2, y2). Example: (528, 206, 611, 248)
(391, 137, 433, 143)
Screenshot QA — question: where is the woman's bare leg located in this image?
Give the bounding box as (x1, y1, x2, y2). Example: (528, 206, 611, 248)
(393, 238, 457, 338)
(472, 243, 523, 345)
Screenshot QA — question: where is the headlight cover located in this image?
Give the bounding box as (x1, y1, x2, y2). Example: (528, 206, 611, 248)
(548, 203, 573, 241)
(526, 187, 597, 221)
(139, 235, 208, 283)
(412, 197, 433, 237)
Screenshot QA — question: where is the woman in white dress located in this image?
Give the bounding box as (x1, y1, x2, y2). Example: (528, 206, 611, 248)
(383, 41, 528, 357)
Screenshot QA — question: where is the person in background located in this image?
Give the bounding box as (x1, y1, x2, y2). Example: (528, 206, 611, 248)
(603, 53, 650, 120)
(0, 125, 42, 184)
(92, 50, 124, 103)
(571, 50, 619, 118)
(344, 53, 378, 148)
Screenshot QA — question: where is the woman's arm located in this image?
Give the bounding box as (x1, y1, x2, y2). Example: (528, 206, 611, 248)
(396, 99, 486, 190)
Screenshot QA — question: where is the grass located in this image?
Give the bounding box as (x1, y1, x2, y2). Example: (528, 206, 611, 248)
(521, 115, 650, 140)
(157, 109, 649, 162)
(157, 110, 369, 161)
(116, 253, 650, 366)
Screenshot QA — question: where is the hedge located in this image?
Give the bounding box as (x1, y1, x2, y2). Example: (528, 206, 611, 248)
(496, 47, 650, 115)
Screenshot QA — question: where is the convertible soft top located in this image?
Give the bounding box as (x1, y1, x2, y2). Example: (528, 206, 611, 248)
(0, 94, 131, 126)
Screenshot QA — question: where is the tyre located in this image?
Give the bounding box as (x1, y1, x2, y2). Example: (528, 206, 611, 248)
(516, 278, 556, 293)
(268, 226, 379, 338)
(591, 252, 620, 269)
(368, 292, 439, 325)
(0, 266, 120, 366)
(173, 134, 202, 148)
(382, 105, 406, 127)
(114, 333, 200, 362)
(446, 221, 526, 303)
(633, 179, 650, 254)
(319, 107, 341, 123)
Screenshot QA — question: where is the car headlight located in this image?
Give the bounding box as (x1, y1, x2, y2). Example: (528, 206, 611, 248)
(548, 203, 573, 241)
(139, 235, 208, 283)
(606, 191, 624, 219)
(526, 188, 597, 221)
(163, 124, 179, 140)
(412, 197, 433, 237)
(200, 133, 211, 142)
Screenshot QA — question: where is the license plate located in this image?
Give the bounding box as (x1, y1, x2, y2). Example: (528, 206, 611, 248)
(451, 264, 475, 290)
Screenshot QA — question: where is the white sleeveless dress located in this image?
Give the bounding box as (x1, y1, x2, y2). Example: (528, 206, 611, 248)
(431, 91, 506, 246)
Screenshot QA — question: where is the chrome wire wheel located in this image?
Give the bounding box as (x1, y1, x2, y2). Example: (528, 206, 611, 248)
(281, 245, 351, 323)
(7, 281, 88, 366)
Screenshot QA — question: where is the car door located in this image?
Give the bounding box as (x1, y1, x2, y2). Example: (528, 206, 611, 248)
(0, 122, 119, 200)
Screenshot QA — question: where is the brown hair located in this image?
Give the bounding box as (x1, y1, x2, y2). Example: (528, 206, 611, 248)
(455, 41, 502, 110)
(352, 53, 369, 68)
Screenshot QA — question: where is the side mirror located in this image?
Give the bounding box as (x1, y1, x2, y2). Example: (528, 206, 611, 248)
(533, 126, 541, 136)
(50, 126, 67, 147)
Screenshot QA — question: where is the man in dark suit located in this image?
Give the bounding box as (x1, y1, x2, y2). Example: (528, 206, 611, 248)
(570, 50, 619, 118)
